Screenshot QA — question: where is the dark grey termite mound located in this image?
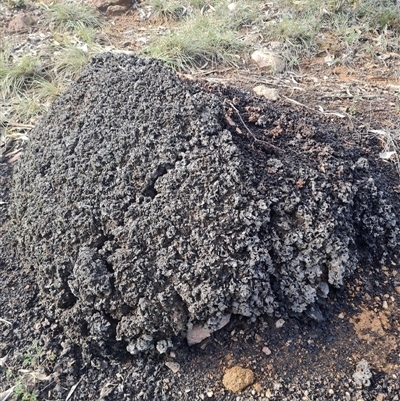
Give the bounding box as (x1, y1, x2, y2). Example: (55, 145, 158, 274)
(11, 53, 399, 355)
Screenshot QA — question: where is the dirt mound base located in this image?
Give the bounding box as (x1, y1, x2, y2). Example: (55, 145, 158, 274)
(10, 53, 399, 356)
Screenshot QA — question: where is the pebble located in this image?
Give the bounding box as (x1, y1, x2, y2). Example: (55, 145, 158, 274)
(206, 391, 213, 397)
(262, 346, 272, 355)
(165, 361, 180, 373)
(253, 383, 262, 393)
(186, 324, 211, 346)
(253, 85, 279, 101)
(275, 318, 285, 328)
(382, 300, 388, 309)
(251, 50, 286, 73)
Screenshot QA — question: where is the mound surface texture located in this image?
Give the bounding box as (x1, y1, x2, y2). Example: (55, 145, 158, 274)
(11, 54, 399, 355)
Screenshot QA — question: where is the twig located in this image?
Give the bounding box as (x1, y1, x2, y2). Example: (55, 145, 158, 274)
(283, 95, 354, 130)
(225, 100, 284, 152)
(284, 96, 346, 117)
(194, 67, 234, 76)
(3, 123, 34, 129)
(65, 376, 84, 401)
(0, 385, 16, 401)
(0, 318, 12, 326)
(282, 95, 314, 111)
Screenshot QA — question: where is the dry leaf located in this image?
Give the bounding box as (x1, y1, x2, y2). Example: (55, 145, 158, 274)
(379, 151, 397, 160)
(0, 354, 8, 367)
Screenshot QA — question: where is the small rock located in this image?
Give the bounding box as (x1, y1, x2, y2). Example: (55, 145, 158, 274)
(7, 13, 37, 33)
(186, 324, 211, 346)
(353, 359, 372, 388)
(253, 86, 279, 101)
(227, 3, 237, 11)
(156, 339, 170, 354)
(251, 50, 285, 72)
(92, 0, 131, 13)
(255, 334, 263, 342)
(165, 361, 180, 373)
(382, 300, 388, 309)
(269, 41, 283, 50)
(206, 391, 214, 397)
(223, 366, 255, 393)
(338, 312, 345, 319)
(376, 393, 385, 401)
(395, 286, 400, 295)
(106, 5, 129, 14)
(324, 53, 335, 65)
(318, 281, 330, 297)
(262, 346, 272, 356)
(253, 383, 262, 393)
(186, 315, 230, 346)
(275, 318, 285, 328)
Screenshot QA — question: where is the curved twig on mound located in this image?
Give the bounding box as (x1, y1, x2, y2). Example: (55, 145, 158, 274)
(10, 53, 400, 356)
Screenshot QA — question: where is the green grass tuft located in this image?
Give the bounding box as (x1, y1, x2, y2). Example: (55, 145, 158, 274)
(147, 0, 189, 21)
(54, 44, 101, 78)
(42, 1, 102, 32)
(0, 53, 46, 99)
(143, 15, 246, 70)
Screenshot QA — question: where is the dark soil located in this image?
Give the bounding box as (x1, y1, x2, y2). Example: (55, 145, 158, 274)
(1, 54, 400, 401)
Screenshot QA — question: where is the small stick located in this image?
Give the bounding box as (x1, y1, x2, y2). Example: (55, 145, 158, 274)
(225, 100, 284, 152)
(3, 123, 34, 129)
(65, 376, 84, 401)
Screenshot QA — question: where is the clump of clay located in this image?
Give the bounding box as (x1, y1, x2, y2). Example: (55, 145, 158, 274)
(223, 366, 255, 393)
(353, 359, 372, 388)
(10, 53, 399, 355)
